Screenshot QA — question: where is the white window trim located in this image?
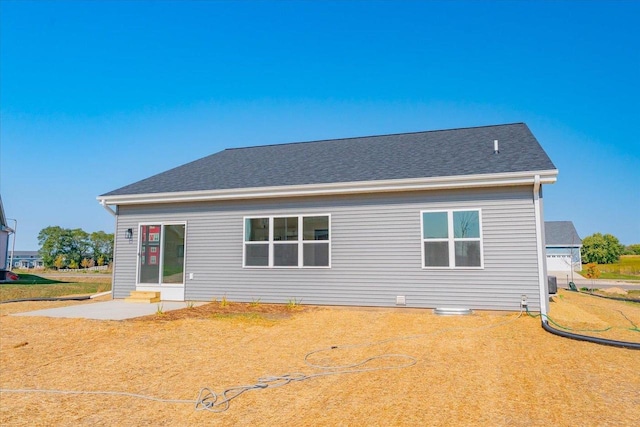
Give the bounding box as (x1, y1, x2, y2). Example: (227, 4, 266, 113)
(135, 221, 187, 285)
(243, 214, 331, 269)
(420, 209, 484, 269)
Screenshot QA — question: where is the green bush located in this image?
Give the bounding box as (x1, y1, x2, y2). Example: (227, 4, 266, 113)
(581, 233, 624, 264)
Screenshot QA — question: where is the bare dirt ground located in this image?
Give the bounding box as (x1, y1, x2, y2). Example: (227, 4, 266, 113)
(1, 290, 638, 426)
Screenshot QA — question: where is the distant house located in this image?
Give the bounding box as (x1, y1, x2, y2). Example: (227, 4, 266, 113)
(0, 196, 13, 270)
(98, 123, 558, 312)
(545, 221, 582, 272)
(9, 251, 44, 269)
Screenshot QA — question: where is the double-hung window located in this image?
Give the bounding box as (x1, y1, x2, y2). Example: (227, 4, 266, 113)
(421, 209, 483, 268)
(244, 215, 330, 268)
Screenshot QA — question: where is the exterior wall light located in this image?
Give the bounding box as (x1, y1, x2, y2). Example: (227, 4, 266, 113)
(125, 228, 133, 240)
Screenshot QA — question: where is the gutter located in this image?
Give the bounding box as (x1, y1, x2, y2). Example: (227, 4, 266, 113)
(98, 169, 559, 206)
(100, 200, 116, 217)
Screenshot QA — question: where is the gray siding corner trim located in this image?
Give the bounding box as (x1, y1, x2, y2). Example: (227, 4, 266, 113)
(112, 186, 543, 311)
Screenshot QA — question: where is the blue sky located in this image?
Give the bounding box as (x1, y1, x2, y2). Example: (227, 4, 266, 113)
(1, 0, 638, 250)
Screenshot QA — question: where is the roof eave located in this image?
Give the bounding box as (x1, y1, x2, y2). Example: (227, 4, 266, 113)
(98, 169, 558, 206)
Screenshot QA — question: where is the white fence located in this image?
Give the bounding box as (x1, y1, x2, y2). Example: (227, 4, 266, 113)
(58, 265, 110, 273)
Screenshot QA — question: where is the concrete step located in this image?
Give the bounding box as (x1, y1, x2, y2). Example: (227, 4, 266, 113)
(124, 291, 161, 303)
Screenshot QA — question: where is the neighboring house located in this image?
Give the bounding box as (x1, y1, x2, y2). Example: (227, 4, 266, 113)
(98, 123, 557, 312)
(9, 251, 44, 269)
(545, 221, 582, 272)
(0, 196, 13, 270)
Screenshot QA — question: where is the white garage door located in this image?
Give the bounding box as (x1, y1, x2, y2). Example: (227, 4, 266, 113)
(546, 255, 572, 272)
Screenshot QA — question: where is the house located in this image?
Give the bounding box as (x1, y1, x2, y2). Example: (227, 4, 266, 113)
(8, 251, 44, 269)
(545, 221, 582, 273)
(98, 123, 557, 312)
(0, 196, 13, 270)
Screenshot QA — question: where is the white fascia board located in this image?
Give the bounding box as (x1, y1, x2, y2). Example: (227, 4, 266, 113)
(98, 169, 558, 206)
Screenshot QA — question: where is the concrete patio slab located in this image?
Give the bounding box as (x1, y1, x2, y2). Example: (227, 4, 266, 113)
(12, 300, 202, 320)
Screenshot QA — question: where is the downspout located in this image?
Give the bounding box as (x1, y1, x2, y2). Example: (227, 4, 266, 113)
(99, 199, 117, 300)
(532, 174, 549, 316)
(100, 200, 116, 217)
(7, 219, 17, 271)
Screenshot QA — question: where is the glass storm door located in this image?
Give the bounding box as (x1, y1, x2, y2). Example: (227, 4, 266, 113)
(138, 224, 185, 284)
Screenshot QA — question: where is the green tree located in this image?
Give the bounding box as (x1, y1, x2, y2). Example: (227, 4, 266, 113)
(89, 231, 114, 264)
(581, 233, 624, 264)
(625, 244, 640, 255)
(38, 226, 91, 268)
(68, 228, 91, 267)
(38, 226, 66, 268)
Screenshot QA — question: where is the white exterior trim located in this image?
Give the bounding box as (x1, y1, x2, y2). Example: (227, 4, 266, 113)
(136, 284, 185, 301)
(135, 221, 187, 301)
(243, 214, 332, 269)
(98, 170, 558, 206)
(420, 209, 484, 269)
(533, 175, 549, 315)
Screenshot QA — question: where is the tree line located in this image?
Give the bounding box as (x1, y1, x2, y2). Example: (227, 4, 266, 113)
(38, 226, 114, 269)
(581, 232, 639, 264)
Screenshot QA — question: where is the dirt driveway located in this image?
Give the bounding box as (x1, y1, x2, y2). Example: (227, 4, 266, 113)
(1, 291, 638, 426)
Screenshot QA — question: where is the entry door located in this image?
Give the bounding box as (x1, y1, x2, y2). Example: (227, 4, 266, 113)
(138, 224, 186, 284)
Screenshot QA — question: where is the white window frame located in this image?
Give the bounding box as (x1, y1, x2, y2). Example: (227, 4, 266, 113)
(420, 209, 484, 269)
(136, 222, 187, 285)
(243, 214, 331, 269)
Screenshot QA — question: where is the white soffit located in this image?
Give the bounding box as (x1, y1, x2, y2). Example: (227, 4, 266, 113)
(98, 169, 558, 206)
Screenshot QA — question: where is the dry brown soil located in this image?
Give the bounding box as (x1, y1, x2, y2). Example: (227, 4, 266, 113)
(1, 290, 638, 426)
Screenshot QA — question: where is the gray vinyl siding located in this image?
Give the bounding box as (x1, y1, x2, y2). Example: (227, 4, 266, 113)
(112, 185, 543, 311)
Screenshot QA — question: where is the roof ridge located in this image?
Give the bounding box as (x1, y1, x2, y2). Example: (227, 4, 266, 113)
(224, 122, 526, 151)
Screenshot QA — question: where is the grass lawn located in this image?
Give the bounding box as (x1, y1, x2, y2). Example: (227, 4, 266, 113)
(579, 255, 640, 281)
(0, 290, 638, 425)
(0, 273, 111, 301)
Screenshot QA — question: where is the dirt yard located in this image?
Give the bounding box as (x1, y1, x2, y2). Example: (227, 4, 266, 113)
(1, 290, 638, 426)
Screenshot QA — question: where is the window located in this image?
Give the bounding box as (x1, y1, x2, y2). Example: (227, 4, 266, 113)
(421, 210, 483, 268)
(244, 215, 330, 268)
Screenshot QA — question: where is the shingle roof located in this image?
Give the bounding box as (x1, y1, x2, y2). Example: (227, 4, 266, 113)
(545, 221, 582, 246)
(102, 123, 556, 197)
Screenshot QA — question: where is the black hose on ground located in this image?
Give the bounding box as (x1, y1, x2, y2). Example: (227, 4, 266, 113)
(541, 320, 640, 350)
(580, 291, 640, 303)
(0, 295, 91, 305)
(567, 282, 640, 303)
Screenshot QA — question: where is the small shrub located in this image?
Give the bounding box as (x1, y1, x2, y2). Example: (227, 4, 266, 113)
(584, 263, 601, 280)
(185, 301, 195, 309)
(249, 298, 261, 307)
(156, 304, 164, 316)
(54, 255, 65, 270)
(286, 297, 302, 310)
(220, 294, 229, 307)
